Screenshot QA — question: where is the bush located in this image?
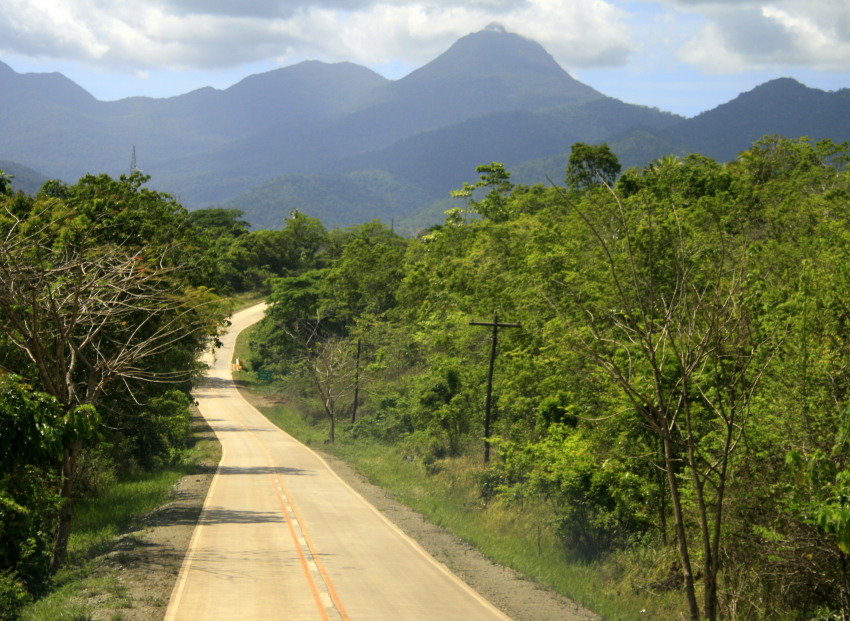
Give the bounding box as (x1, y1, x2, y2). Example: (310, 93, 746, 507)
(493, 424, 652, 560)
(550, 464, 651, 560)
(0, 471, 59, 597)
(0, 570, 32, 621)
(122, 390, 193, 470)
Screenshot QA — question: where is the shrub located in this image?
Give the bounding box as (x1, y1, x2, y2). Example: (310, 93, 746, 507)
(0, 570, 32, 621)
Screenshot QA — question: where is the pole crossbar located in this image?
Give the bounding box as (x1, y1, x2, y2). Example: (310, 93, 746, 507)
(470, 310, 521, 463)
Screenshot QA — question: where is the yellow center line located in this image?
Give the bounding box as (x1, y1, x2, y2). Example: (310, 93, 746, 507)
(227, 404, 351, 621)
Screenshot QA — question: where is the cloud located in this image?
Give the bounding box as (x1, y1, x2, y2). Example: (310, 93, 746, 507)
(0, 0, 638, 76)
(5, 0, 847, 82)
(670, 0, 850, 72)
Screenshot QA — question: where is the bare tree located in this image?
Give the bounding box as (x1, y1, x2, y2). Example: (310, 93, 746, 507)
(309, 336, 358, 443)
(0, 197, 224, 568)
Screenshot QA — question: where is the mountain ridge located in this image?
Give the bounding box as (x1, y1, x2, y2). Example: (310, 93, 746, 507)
(0, 29, 848, 229)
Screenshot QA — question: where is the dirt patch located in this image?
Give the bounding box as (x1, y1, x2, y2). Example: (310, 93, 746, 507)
(86, 400, 600, 621)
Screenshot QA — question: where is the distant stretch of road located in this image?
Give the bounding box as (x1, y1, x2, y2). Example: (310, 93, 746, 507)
(164, 303, 513, 621)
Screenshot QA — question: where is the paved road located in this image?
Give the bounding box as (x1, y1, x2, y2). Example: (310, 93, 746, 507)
(165, 303, 513, 621)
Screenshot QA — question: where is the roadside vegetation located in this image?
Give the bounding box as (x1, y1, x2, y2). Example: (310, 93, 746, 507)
(0, 172, 234, 620)
(18, 428, 218, 621)
(237, 136, 850, 621)
(3, 134, 850, 621)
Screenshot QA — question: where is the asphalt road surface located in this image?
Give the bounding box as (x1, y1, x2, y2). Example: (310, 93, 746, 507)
(164, 303, 513, 621)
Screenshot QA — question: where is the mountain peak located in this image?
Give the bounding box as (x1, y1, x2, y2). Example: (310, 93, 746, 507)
(400, 26, 601, 103)
(422, 27, 565, 78)
(0, 61, 95, 107)
(483, 22, 508, 34)
(750, 77, 808, 94)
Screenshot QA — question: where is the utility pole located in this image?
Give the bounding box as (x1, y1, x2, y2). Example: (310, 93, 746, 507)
(470, 311, 521, 463)
(351, 338, 361, 423)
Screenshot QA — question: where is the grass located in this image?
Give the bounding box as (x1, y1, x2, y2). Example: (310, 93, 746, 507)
(66, 469, 185, 562)
(20, 433, 220, 621)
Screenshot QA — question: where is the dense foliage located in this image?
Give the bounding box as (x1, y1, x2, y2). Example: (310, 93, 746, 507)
(0, 172, 228, 618)
(247, 136, 850, 620)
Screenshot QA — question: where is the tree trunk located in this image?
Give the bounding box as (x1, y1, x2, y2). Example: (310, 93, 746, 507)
(686, 420, 715, 621)
(840, 552, 850, 621)
(662, 430, 701, 621)
(51, 439, 82, 571)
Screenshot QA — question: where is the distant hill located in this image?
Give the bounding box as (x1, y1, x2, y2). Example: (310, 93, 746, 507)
(1, 27, 848, 229)
(0, 160, 49, 195)
(655, 78, 850, 161)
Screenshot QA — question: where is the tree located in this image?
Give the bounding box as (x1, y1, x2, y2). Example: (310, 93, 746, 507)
(0, 173, 226, 569)
(554, 154, 778, 620)
(0, 375, 64, 600)
(566, 142, 621, 191)
(0, 169, 12, 195)
(452, 162, 515, 222)
(322, 221, 407, 322)
(187, 207, 250, 237)
(309, 337, 359, 443)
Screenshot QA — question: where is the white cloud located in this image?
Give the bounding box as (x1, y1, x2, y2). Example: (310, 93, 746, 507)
(2, 0, 849, 85)
(0, 0, 639, 75)
(670, 0, 850, 72)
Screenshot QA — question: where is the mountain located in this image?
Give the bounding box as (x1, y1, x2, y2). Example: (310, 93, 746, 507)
(152, 25, 614, 207)
(0, 59, 388, 185)
(656, 78, 850, 161)
(1, 29, 848, 230)
(341, 24, 603, 141)
(0, 159, 49, 195)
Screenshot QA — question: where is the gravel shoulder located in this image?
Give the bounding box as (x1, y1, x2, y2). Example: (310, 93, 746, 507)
(86, 397, 600, 621)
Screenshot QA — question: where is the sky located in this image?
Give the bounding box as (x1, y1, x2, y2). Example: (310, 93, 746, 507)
(1, 0, 849, 118)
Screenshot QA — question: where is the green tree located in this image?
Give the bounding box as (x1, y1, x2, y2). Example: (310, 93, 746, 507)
(553, 152, 780, 620)
(566, 142, 621, 191)
(0, 169, 12, 195)
(322, 221, 407, 322)
(0, 172, 226, 570)
(451, 162, 515, 222)
(187, 207, 250, 237)
(0, 376, 64, 602)
(207, 209, 328, 293)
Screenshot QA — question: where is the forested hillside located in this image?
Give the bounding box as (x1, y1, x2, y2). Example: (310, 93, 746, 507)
(241, 136, 850, 620)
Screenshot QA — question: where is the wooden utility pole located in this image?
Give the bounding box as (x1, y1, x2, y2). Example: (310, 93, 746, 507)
(351, 338, 361, 423)
(470, 311, 521, 463)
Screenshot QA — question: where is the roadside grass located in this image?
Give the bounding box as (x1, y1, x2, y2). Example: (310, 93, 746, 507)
(66, 469, 185, 562)
(233, 327, 684, 621)
(325, 438, 682, 621)
(20, 433, 220, 621)
(226, 292, 267, 314)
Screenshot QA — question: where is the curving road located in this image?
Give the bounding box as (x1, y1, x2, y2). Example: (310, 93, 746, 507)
(164, 303, 513, 621)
